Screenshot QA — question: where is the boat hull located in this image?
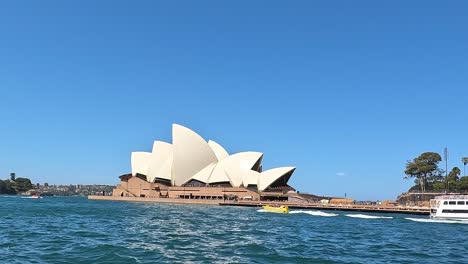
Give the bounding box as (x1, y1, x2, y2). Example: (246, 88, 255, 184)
(430, 195, 468, 221)
(262, 205, 289, 213)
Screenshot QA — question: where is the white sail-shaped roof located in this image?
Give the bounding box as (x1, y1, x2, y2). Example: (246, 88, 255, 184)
(207, 164, 231, 184)
(258, 167, 295, 192)
(147, 141, 173, 183)
(188, 163, 216, 184)
(209, 152, 263, 186)
(126, 124, 296, 192)
(184, 152, 263, 186)
(241, 170, 260, 187)
(131, 152, 152, 177)
(158, 155, 173, 182)
(208, 140, 229, 160)
(172, 124, 218, 186)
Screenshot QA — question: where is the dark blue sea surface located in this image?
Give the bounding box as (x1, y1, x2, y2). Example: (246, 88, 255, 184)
(0, 196, 467, 264)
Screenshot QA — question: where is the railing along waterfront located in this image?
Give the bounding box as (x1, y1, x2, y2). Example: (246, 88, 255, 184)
(223, 200, 430, 214)
(434, 195, 468, 200)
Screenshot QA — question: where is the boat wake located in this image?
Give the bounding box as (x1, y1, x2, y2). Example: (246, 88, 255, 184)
(405, 218, 468, 224)
(289, 210, 338, 217)
(256, 209, 337, 217)
(346, 214, 393, 219)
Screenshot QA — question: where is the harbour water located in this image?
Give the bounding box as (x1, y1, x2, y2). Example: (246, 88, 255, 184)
(1, 196, 467, 263)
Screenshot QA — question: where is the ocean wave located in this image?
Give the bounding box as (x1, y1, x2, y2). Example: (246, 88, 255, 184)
(345, 214, 393, 219)
(289, 210, 338, 217)
(405, 218, 468, 224)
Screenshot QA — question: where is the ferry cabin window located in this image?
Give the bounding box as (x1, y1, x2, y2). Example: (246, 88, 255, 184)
(457, 201, 465, 205)
(448, 201, 456, 205)
(442, 209, 468, 213)
(443, 201, 448, 205)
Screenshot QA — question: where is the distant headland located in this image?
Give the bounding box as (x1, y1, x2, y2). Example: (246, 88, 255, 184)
(0, 173, 114, 197)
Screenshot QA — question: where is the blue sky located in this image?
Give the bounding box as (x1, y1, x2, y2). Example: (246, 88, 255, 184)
(0, 1, 467, 200)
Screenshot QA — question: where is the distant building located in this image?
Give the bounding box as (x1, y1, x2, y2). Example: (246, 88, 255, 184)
(329, 198, 354, 205)
(112, 124, 297, 201)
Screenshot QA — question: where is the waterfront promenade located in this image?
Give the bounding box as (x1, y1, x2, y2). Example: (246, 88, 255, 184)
(88, 196, 430, 215)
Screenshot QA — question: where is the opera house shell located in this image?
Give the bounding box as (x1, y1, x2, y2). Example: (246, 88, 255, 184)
(113, 124, 296, 201)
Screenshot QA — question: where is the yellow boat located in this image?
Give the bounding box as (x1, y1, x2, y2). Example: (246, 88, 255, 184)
(262, 205, 289, 214)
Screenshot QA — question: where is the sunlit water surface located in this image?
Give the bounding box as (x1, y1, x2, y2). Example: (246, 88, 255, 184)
(1, 196, 467, 263)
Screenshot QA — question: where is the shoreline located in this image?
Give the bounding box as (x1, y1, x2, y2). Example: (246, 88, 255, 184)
(88, 195, 430, 215)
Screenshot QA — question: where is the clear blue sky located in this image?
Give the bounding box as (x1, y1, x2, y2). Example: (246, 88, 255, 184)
(1, 1, 467, 200)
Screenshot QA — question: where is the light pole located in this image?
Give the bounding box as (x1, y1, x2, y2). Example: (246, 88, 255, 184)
(444, 147, 448, 192)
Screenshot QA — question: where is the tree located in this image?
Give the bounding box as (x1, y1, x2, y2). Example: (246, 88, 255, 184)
(405, 152, 442, 192)
(458, 176, 468, 192)
(446, 167, 461, 191)
(13, 178, 33, 193)
(0, 180, 16, 194)
(432, 182, 445, 192)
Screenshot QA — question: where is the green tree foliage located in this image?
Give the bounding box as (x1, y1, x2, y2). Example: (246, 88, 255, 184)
(0, 180, 16, 194)
(407, 163, 468, 193)
(458, 176, 468, 192)
(432, 182, 445, 192)
(0, 177, 34, 194)
(13, 178, 33, 193)
(447, 167, 461, 182)
(405, 152, 442, 192)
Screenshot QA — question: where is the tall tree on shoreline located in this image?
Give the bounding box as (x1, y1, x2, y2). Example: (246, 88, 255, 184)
(458, 176, 468, 192)
(13, 178, 33, 193)
(405, 152, 442, 192)
(0, 180, 16, 194)
(447, 167, 461, 182)
(447, 167, 461, 191)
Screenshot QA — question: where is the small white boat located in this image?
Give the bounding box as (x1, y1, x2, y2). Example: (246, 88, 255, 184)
(21, 195, 43, 199)
(430, 195, 468, 220)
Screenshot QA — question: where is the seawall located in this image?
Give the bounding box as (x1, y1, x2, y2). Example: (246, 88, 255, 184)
(88, 195, 220, 205)
(88, 196, 430, 215)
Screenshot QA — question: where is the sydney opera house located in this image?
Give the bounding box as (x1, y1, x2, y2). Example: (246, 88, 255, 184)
(112, 124, 297, 202)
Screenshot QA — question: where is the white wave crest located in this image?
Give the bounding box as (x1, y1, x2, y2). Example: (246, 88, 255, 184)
(289, 210, 338, 217)
(405, 218, 468, 224)
(346, 214, 393, 219)
(257, 209, 267, 212)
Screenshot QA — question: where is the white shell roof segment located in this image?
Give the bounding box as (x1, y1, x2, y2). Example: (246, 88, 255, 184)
(158, 155, 174, 182)
(146, 141, 173, 183)
(172, 124, 218, 186)
(188, 163, 217, 184)
(242, 170, 260, 187)
(209, 152, 263, 186)
(131, 152, 152, 177)
(208, 140, 229, 160)
(258, 167, 296, 192)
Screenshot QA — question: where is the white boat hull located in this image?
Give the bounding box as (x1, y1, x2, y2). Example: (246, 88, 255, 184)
(430, 195, 468, 221)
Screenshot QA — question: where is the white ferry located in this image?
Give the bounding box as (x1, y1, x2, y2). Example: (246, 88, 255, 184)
(430, 195, 468, 220)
